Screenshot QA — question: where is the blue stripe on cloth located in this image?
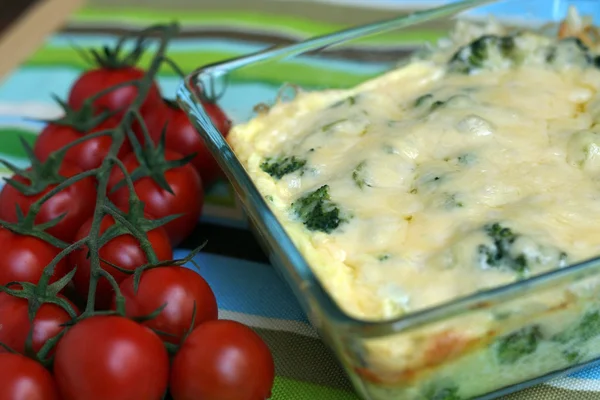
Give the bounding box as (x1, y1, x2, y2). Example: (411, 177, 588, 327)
(174, 249, 310, 324)
(0, 68, 277, 124)
(569, 366, 600, 380)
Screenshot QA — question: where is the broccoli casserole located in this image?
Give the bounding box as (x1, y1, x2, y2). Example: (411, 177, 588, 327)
(228, 6, 600, 399)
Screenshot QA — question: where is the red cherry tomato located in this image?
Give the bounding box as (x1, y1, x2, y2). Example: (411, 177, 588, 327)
(0, 352, 60, 400)
(68, 66, 162, 118)
(132, 100, 169, 145)
(107, 150, 203, 246)
(0, 293, 78, 356)
(151, 100, 231, 186)
(69, 214, 173, 309)
(0, 162, 97, 243)
(53, 316, 169, 400)
(116, 266, 217, 343)
(170, 320, 275, 400)
(0, 228, 68, 286)
(34, 114, 131, 171)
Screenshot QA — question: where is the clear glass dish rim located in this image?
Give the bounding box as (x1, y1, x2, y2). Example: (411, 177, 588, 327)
(176, 0, 600, 338)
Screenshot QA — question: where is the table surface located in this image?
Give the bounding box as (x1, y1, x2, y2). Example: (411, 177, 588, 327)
(3, 1, 600, 399)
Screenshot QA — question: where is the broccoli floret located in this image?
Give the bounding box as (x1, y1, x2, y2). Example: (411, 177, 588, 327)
(443, 193, 464, 209)
(450, 34, 597, 74)
(292, 185, 346, 233)
(352, 161, 371, 189)
(449, 34, 516, 74)
(495, 325, 543, 364)
(553, 311, 600, 344)
(414, 93, 473, 113)
(477, 223, 528, 275)
(457, 153, 476, 165)
(260, 156, 306, 179)
(330, 96, 357, 108)
(546, 37, 593, 67)
(552, 311, 600, 364)
(424, 383, 462, 400)
(477, 223, 568, 277)
(444, 153, 477, 166)
(414, 93, 434, 108)
(562, 350, 582, 364)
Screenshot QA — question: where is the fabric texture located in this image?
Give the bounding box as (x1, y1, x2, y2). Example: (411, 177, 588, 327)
(1, 0, 600, 398)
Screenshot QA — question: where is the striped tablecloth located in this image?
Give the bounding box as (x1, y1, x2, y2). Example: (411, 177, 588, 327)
(1, 0, 600, 398)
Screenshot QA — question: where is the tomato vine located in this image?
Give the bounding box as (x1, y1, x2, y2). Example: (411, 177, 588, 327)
(0, 23, 202, 362)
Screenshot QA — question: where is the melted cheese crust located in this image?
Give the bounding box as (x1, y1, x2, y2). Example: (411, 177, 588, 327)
(231, 52, 600, 321)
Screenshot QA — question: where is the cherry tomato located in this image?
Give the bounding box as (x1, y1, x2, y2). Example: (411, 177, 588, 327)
(68, 66, 162, 119)
(34, 114, 131, 171)
(151, 100, 231, 186)
(170, 320, 275, 400)
(0, 293, 78, 356)
(69, 214, 172, 309)
(0, 162, 97, 243)
(0, 228, 68, 286)
(0, 352, 60, 400)
(132, 100, 169, 145)
(53, 316, 169, 400)
(116, 266, 217, 343)
(107, 150, 203, 246)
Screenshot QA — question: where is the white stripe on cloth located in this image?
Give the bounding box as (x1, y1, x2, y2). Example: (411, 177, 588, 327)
(218, 309, 320, 339)
(547, 377, 600, 392)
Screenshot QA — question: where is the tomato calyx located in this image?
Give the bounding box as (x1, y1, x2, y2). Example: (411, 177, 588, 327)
(113, 127, 196, 194)
(98, 200, 179, 250)
(0, 211, 70, 250)
(84, 37, 147, 70)
(0, 267, 79, 363)
(1, 138, 71, 197)
(129, 242, 205, 295)
(44, 95, 117, 134)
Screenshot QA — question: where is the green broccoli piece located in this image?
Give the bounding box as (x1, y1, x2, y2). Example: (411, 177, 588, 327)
(414, 93, 434, 108)
(546, 37, 593, 68)
(448, 34, 516, 74)
(552, 311, 600, 364)
(424, 383, 462, 400)
(292, 185, 346, 233)
(330, 96, 357, 108)
(352, 161, 370, 189)
(443, 193, 464, 209)
(562, 350, 582, 364)
(260, 156, 306, 179)
(477, 223, 528, 275)
(495, 325, 543, 364)
(457, 153, 476, 166)
(414, 93, 473, 114)
(553, 311, 600, 344)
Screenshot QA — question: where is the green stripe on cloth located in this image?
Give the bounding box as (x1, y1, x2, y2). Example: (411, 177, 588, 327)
(272, 376, 360, 400)
(254, 327, 354, 391)
(0, 127, 38, 159)
(23, 48, 375, 88)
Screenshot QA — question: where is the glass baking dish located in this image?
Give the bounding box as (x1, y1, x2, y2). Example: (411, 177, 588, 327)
(177, 0, 600, 398)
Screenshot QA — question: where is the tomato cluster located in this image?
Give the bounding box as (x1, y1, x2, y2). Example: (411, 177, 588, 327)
(0, 27, 275, 400)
